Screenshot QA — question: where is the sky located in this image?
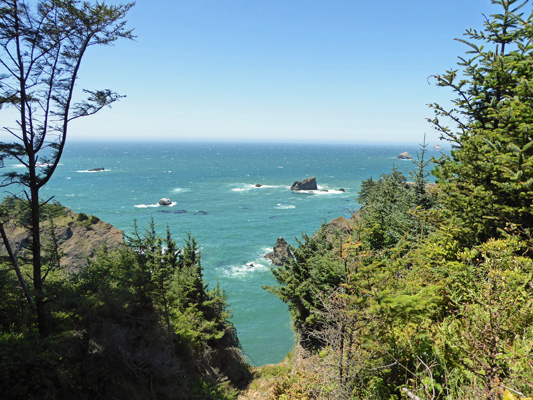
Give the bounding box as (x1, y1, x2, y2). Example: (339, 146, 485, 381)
(67, 1, 503, 144)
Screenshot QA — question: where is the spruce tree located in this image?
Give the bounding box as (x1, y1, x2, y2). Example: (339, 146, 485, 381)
(430, 0, 533, 243)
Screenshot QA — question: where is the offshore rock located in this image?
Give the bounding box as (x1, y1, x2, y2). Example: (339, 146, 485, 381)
(158, 198, 172, 206)
(265, 237, 293, 266)
(290, 177, 318, 191)
(396, 152, 413, 160)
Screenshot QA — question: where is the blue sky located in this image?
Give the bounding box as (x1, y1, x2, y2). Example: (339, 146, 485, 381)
(70, 0, 503, 144)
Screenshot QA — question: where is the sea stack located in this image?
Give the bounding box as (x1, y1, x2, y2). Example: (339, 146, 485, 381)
(265, 237, 293, 266)
(158, 198, 172, 206)
(396, 152, 413, 160)
(290, 177, 318, 191)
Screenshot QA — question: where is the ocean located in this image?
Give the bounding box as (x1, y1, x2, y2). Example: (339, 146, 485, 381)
(4, 141, 437, 366)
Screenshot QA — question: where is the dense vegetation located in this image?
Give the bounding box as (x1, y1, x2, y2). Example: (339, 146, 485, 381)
(3, 0, 533, 399)
(0, 200, 250, 399)
(267, 1, 533, 399)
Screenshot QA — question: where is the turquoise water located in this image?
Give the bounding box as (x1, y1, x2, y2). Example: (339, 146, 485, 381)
(3, 141, 435, 365)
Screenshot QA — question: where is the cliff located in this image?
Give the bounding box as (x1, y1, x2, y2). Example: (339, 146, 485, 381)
(0, 205, 124, 273)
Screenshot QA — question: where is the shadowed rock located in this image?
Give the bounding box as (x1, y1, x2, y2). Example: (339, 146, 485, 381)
(290, 177, 318, 191)
(265, 237, 293, 266)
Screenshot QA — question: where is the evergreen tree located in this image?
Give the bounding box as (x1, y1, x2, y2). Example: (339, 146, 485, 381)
(429, 0, 533, 243)
(0, 0, 134, 337)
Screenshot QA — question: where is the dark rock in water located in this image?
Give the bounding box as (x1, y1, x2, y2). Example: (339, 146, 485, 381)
(396, 152, 413, 160)
(255, 184, 263, 187)
(265, 237, 293, 266)
(195, 211, 208, 215)
(158, 209, 187, 214)
(290, 177, 318, 191)
(246, 262, 256, 268)
(88, 167, 105, 172)
(339, 188, 346, 192)
(158, 198, 172, 206)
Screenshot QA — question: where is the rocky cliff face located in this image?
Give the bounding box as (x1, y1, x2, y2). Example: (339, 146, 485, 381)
(0, 208, 124, 273)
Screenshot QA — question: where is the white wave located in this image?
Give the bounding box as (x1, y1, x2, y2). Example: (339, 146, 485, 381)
(231, 183, 282, 192)
(172, 187, 191, 193)
(10, 163, 62, 168)
(314, 189, 346, 195)
(134, 202, 177, 208)
(291, 186, 347, 195)
(262, 246, 274, 254)
(66, 194, 75, 197)
(222, 261, 269, 279)
(276, 204, 296, 209)
(255, 184, 279, 188)
(76, 169, 109, 173)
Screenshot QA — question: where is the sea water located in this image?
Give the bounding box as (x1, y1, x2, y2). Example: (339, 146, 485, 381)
(3, 141, 438, 366)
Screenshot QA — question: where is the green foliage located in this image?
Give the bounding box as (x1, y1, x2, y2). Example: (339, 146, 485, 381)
(0, 218, 250, 398)
(268, 5, 533, 394)
(0, 196, 68, 225)
(357, 168, 416, 249)
(430, 0, 533, 243)
(266, 224, 348, 350)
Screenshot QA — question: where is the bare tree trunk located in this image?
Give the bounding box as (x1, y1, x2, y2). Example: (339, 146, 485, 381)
(31, 187, 48, 338)
(402, 387, 423, 400)
(0, 222, 32, 305)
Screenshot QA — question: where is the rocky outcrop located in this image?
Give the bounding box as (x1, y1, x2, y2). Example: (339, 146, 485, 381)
(158, 198, 172, 206)
(0, 209, 124, 273)
(87, 167, 105, 172)
(290, 177, 318, 191)
(265, 237, 293, 266)
(396, 152, 413, 160)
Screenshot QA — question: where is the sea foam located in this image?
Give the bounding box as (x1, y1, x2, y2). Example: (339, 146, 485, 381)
(134, 202, 177, 208)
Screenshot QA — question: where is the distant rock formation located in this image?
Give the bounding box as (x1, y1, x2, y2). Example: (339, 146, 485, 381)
(290, 177, 318, 191)
(158, 198, 172, 206)
(88, 167, 105, 172)
(265, 237, 293, 266)
(255, 184, 263, 187)
(339, 188, 346, 192)
(396, 152, 413, 160)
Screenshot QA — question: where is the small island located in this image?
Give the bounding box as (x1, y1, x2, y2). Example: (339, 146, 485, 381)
(158, 198, 172, 206)
(396, 152, 413, 160)
(290, 177, 318, 191)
